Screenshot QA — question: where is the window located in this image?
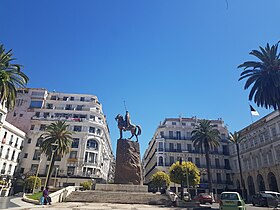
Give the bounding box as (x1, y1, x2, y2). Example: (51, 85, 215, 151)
(50, 95, 57, 100)
(35, 112, 40, 117)
(169, 143, 174, 151)
(29, 101, 43, 108)
(217, 173, 222, 183)
(36, 138, 43, 147)
(169, 131, 173, 139)
(46, 103, 53, 109)
(224, 159, 230, 169)
(89, 127, 95, 133)
(70, 97, 74, 101)
(172, 122, 176, 125)
(176, 131, 181, 139)
(27, 138, 31, 143)
(158, 157, 163, 166)
(87, 139, 98, 149)
(169, 156, 174, 165)
(182, 122, 186, 126)
(9, 135, 13, 145)
(76, 105, 83, 111)
(67, 166, 75, 175)
(65, 104, 73, 110)
(177, 143, 181, 151)
(215, 158, 220, 168)
(158, 142, 163, 151)
(160, 131, 164, 138)
(74, 126, 82, 132)
(195, 158, 200, 167)
(80, 97, 85, 101)
(24, 153, 28, 158)
(187, 144, 192, 151)
(63, 96, 68, 101)
(33, 150, 41, 160)
(222, 145, 229, 155)
(19, 113, 23, 117)
(31, 164, 38, 172)
(39, 124, 46, 131)
(187, 157, 192, 162)
(97, 129, 101, 135)
(72, 138, 79, 148)
(69, 151, 77, 159)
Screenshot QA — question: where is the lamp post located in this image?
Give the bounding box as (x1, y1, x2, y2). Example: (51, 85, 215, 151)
(44, 143, 58, 188)
(33, 157, 42, 193)
(179, 157, 183, 200)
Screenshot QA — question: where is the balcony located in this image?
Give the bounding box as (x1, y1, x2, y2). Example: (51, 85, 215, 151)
(83, 162, 98, 167)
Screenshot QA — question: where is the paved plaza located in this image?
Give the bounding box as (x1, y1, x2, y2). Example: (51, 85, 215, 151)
(0, 200, 278, 210)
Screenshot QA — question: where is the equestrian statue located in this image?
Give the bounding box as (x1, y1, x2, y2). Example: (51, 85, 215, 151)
(115, 111, 142, 142)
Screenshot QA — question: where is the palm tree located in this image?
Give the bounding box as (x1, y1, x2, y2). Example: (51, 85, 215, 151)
(191, 120, 220, 198)
(238, 42, 280, 110)
(40, 121, 73, 187)
(0, 44, 29, 109)
(229, 131, 246, 199)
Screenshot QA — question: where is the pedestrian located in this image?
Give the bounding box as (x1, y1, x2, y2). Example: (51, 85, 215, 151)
(43, 187, 52, 205)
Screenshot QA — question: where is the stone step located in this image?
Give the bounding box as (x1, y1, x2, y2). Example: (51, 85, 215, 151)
(66, 190, 171, 205)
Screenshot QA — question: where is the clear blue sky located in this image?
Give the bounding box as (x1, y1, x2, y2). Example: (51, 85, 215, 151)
(1, 0, 279, 156)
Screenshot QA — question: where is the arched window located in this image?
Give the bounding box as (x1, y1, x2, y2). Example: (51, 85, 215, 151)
(87, 139, 98, 150)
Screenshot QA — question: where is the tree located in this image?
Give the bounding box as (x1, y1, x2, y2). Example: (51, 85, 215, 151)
(25, 176, 41, 193)
(151, 171, 171, 191)
(0, 44, 29, 109)
(40, 121, 73, 187)
(229, 131, 246, 198)
(238, 42, 280, 110)
(191, 120, 220, 197)
(80, 180, 92, 190)
(169, 161, 200, 188)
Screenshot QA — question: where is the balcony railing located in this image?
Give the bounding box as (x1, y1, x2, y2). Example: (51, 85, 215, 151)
(67, 158, 78, 163)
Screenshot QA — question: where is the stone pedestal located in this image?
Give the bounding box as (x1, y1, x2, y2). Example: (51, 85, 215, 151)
(114, 139, 142, 185)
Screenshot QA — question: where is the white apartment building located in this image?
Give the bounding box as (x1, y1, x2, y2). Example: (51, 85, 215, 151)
(6, 88, 114, 186)
(0, 103, 25, 196)
(230, 110, 280, 199)
(143, 117, 233, 196)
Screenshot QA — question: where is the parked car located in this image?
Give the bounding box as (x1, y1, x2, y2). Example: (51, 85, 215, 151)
(260, 191, 280, 199)
(183, 192, 191, 201)
(193, 193, 212, 204)
(252, 192, 278, 207)
(219, 192, 246, 210)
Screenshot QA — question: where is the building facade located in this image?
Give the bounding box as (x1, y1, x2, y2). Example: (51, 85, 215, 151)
(230, 110, 280, 199)
(143, 117, 233, 195)
(6, 88, 114, 186)
(0, 103, 25, 196)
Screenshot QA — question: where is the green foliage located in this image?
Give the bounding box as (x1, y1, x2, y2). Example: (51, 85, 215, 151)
(0, 180, 6, 185)
(26, 192, 42, 201)
(0, 44, 29, 109)
(238, 42, 280, 110)
(151, 171, 170, 189)
(169, 161, 200, 187)
(24, 176, 41, 191)
(80, 181, 92, 190)
(191, 120, 220, 153)
(39, 121, 73, 187)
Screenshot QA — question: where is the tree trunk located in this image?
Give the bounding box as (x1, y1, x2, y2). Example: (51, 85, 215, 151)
(236, 143, 246, 199)
(46, 153, 56, 187)
(205, 151, 213, 194)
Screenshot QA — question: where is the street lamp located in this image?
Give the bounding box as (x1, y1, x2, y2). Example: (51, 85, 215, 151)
(44, 143, 58, 188)
(179, 157, 183, 200)
(53, 167, 59, 188)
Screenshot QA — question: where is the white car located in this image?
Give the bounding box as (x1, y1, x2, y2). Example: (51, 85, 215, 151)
(219, 192, 246, 210)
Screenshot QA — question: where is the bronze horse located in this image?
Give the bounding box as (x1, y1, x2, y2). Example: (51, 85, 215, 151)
(115, 114, 142, 142)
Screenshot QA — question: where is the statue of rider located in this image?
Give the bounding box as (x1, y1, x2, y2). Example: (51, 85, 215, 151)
(124, 111, 132, 130)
